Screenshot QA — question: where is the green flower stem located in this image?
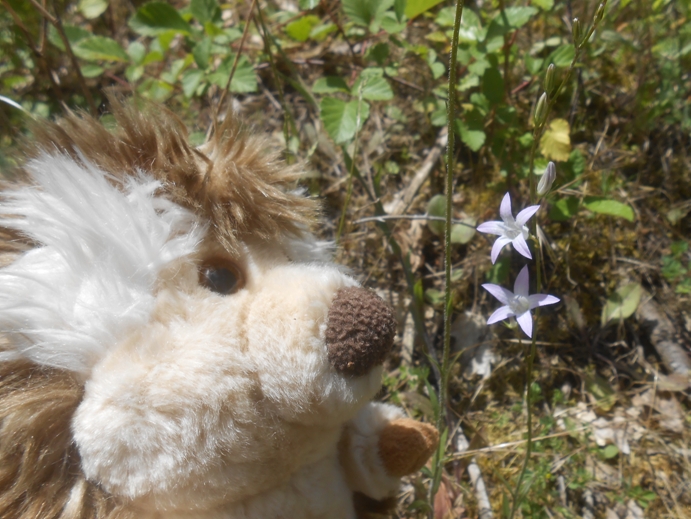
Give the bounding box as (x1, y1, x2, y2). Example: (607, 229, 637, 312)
(510, 6, 607, 517)
(440, 0, 465, 431)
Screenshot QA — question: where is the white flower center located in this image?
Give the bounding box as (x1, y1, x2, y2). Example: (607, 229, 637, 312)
(501, 218, 529, 241)
(509, 294, 531, 315)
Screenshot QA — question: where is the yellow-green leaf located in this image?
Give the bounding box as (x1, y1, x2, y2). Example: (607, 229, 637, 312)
(540, 118, 571, 162)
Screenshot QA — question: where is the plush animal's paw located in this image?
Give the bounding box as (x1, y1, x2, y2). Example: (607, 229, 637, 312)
(378, 418, 439, 478)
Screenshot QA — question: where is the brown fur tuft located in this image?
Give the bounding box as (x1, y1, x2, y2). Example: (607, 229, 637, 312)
(26, 96, 318, 253)
(0, 356, 135, 519)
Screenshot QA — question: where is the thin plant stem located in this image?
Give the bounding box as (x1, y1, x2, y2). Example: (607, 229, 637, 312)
(440, 0, 465, 430)
(508, 335, 537, 519)
(509, 5, 608, 516)
(29, 0, 97, 116)
(429, 0, 465, 515)
(216, 0, 258, 124)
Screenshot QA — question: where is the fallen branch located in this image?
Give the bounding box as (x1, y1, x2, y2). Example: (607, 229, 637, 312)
(455, 428, 493, 519)
(384, 127, 448, 217)
(637, 296, 691, 375)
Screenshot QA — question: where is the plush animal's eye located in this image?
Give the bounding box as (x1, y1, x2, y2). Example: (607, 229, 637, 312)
(199, 258, 244, 295)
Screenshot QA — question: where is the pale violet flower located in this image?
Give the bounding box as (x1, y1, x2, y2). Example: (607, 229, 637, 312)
(482, 265, 559, 338)
(477, 192, 540, 264)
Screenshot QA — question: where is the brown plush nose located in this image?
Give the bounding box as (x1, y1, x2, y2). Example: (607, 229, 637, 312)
(325, 287, 396, 376)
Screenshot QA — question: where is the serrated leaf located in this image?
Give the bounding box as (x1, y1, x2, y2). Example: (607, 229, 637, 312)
(320, 97, 370, 144)
(451, 218, 476, 244)
(312, 76, 350, 94)
(456, 119, 486, 151)
(207, 56, 257, 93)
(426, 194, 445, 235)
(79, 0, 108, 19)
(584, 197, 635, 222)
(129, 3, 192, 36)
(482, 67, 504, 105)
(549, 196, 579, 221)
(405, 0, 445, 19)
(342, 0, 393, 27)
(182, 69, 204, 98)
(540, 118, 571, 161)
(286, 15, 320, 42)
(74, 36, 128, 62)
(601, 282, 643, 326)
(353, 75, 394, 101)
(190, 0, 219, 23)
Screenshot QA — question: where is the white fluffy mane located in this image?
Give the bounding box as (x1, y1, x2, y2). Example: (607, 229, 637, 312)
(0, 153, 205, 374)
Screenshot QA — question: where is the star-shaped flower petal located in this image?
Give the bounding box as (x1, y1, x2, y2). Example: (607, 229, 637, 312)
(477, 193, 540, 264)
(482, 265, 560, 338)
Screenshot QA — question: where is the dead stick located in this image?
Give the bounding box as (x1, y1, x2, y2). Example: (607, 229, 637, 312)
(216, 0, 258, 124)
(29, 0, 97, 116)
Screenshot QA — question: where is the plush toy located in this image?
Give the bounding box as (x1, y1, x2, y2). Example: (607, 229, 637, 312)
(0, 99, 438, 519)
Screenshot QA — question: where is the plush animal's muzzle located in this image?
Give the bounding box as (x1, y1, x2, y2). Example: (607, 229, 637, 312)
(325, 287, 396, 376)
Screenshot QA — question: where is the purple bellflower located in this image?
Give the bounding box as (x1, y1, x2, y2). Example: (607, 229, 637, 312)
(477, 193, 540, 264)
(482, 265, 560, 338)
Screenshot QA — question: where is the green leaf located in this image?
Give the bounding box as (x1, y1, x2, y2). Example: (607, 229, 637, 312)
(320, 97, 370, 144)
(342, 0, 393, 28)
(549, 196, 579, 221)
(127, 41, 147, 64)
(299, 0, 320, 9)
(182, 69, 204, 98)
(286, 15, 320, 42)
(549, 44, 575, 68)
(405, 0, 445, 20)
(456, 119, 486, 152)
(207, 56, 257, 93)
(482, 67, 504, 105)
(193, 38, 212, 69)
(603, 444, 619, 459)
(584, 370, 617, 411)
(602, 282, 642, 326)
(486, 6, 538, 39)
(540, 118, 571, 162)
(531, 0, 554, 9)
(80, 64, 104, 78)
(190, 0, 219, 23)
(367, 42, 390, 65)
(312, 76, 350, 94)
(353, 75, 394, 101)
(74, 36, 129, 62)
(426, 194, 445, 235)
(459, 9, 483, 42)
(79, 0, 108, 19)
(451, 218, 476, 244)
(584, 197, 635, 222)
(129, 3, 192, 36)
(47, 25, 91, 51)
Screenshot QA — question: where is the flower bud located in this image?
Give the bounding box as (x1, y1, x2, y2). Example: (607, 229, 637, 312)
(537, 161, 556, 196)
(545, 63, 556, 94)
(572, 18, 582, 46)
(595, 3, 605, 23)
(533, 92, 548, 127)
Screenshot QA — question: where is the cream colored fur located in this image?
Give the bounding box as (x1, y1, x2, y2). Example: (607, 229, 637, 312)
(0, 150, 419, 518)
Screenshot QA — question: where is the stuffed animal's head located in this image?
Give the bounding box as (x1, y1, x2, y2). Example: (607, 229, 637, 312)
(0, 99, 396, 514)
